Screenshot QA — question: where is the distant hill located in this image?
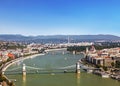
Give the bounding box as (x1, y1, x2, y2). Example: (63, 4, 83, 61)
(0, 35, 30, 41)
(0, 34, 120, 43)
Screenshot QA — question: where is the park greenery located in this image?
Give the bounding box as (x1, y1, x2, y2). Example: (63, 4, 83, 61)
(115, 61, 120, 68)
(67, 42, 120, 52)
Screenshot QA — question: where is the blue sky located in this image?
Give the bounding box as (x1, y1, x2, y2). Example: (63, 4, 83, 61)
(0, 0, 120, 36)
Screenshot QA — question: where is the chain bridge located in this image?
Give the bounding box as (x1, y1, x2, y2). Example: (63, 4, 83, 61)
(2, 60, 98, 75)
(4, 64, 77, 75)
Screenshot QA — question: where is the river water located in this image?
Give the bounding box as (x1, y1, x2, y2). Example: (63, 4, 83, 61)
(6, 50, 120, 86)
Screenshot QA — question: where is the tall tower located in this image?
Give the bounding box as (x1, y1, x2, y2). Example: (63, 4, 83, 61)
(22, 64, 26, 76)
(86, 47, 89, 54)
(76, 62, 80, 74)
(67, 35, 70, 45)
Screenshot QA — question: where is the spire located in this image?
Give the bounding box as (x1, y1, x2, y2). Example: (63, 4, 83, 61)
(68, 35, 70, 45)
(86, 47, 89, 53)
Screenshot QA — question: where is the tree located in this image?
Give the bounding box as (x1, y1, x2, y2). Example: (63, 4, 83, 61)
(111, 62, 115, 67)
(102, 66, 108, 71)
(115, 61, 120, 68)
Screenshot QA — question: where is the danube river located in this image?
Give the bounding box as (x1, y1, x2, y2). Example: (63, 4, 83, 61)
(6, 50, 120, 86)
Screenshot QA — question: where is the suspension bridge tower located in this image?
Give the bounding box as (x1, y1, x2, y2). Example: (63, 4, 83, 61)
(22, 64, 26, 76)
(76, 62, 80, 74)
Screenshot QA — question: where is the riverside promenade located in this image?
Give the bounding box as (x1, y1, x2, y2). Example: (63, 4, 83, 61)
(1, 53, 45, 73)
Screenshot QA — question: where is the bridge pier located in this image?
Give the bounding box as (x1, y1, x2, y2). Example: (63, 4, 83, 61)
(73, 51, 76, 54)
(22, 64, 26, 76)
(76, 62, 80, 74)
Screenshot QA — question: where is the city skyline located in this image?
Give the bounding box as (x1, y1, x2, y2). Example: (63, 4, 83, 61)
(0, 0, 120, 36)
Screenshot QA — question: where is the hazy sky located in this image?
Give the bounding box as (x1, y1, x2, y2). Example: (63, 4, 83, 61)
(0, 0, 120, 36)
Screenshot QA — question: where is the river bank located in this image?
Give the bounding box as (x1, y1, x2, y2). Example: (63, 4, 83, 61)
(81, 58, 120, 81)
(2, 53, 45, 72)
